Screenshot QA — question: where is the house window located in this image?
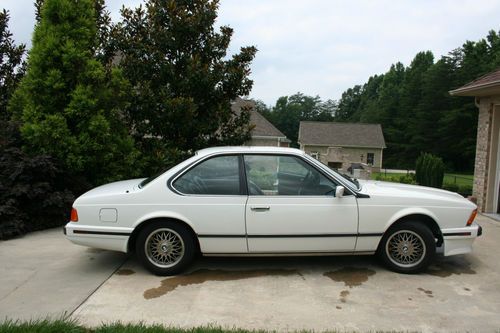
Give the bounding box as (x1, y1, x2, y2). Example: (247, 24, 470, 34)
(367, 153, 374, 165)
(310, 152, 319, 160)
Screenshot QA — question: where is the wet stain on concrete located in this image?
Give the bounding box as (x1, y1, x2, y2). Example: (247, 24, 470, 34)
(323, 267, 375, 305)
(116, 269, 136, 276)
(86, 248, 104, 254)
(418, 287, 434, 298)
(427, 258, 476, 278)
(323, 267, 376, 288)
(144, 268, 298, 300)
(340, 290, 350, 303)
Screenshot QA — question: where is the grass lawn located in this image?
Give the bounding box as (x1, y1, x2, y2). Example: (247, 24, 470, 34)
(443, 173, 473, 186)
(371, 172, 473, 187)
(0, 318, 420, 333)
(1, 319, 266, 333)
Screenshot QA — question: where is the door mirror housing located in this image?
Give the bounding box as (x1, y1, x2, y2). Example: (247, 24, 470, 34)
(335, 186, 345, 198)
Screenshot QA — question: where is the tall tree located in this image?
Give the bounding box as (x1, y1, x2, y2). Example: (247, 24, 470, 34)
(111, 0, 257, 171)
(35, 0, 113, 62)
(0, 9, 25, 121)
(10, 0, 138, 185)
(335, 30, 500, 171)
(263, 92, 335, 146)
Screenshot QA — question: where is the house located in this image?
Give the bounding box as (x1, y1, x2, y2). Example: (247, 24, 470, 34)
(450, 68, 500, 213)
(298, 121, 386, 172)
(231, 98, 290, 147)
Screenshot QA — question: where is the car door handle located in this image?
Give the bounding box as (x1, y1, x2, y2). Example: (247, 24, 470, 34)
(250, 206, 270, 211)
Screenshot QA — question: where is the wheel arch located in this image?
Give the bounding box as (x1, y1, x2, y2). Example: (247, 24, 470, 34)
(379, 210, 443, 249)
(127, 214, 200, 253)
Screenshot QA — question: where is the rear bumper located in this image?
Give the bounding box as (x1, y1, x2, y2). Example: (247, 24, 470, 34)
(64, 222, 132, 253)
(441, 222, 481, 256)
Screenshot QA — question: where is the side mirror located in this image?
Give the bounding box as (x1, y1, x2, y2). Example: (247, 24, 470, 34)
(335, 186, 345, 198)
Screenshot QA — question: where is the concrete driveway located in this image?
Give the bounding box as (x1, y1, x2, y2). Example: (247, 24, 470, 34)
(0, 228, 127, 320)
(2, 215, 500, 332)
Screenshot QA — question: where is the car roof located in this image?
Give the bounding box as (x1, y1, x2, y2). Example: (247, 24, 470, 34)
(195, 146, 305, 157)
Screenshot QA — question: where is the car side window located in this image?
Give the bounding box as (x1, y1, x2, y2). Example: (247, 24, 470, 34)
(173, 155, 240, 195)
(244, 155, 338, 196)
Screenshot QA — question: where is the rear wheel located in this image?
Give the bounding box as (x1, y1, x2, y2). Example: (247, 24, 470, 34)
(136, 221, 196, 275)
(379, 221, 436, 274)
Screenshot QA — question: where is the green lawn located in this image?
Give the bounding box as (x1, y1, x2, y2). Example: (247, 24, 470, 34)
(443, 173, 473, 187)
(0, 319, 267, 333)
(0, 318, 421, 333)
(371, 172, 473, 187)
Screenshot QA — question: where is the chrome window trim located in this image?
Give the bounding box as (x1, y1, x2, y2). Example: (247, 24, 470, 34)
(168, 151, 361, 198)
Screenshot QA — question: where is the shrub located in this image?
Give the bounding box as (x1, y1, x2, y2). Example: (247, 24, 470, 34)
(399, 174, 416, 184)
(442, 183, 459, 193)
(415, 153, 445, 188)
(0, 122, 76, 240)
(458, 184, 473, 197)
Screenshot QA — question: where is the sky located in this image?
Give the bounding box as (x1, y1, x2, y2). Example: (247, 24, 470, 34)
(2, 0, 500, 105)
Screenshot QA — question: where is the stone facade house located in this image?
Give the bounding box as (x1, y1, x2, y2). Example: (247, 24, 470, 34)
(298, 121, 386, 172)
(232, 98, 290, 147)
(450, 68, 500, 213)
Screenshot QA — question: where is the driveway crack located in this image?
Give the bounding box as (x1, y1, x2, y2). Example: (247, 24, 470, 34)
(68, 254, 130, 318)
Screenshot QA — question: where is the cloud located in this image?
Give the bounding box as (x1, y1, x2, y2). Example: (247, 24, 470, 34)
(2, 0, 500, 105)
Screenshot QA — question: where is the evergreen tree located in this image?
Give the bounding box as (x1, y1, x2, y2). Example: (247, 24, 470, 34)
(35, 0, 113, 63)
(10, 0, 138, 185)
(335, 29, 500, 171)
(0, 9, 25, 121)
(262, 93, 335, 146)
(111, 0, 257, 171)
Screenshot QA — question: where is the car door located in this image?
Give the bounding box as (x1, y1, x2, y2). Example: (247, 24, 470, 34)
(244, 154, 358, 253)
(170, 154, 248, 253)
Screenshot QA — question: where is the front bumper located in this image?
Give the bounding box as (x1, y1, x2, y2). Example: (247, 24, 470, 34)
(441, 222, 482, 256)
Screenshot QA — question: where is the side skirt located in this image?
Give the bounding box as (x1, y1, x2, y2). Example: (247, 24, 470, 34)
(203, 251, 375, 257)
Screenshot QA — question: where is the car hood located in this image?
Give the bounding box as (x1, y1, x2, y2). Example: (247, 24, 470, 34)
(75, 178, 145, 204)
(358, 179, 472, 204)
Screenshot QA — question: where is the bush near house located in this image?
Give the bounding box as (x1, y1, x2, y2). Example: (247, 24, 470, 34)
(415, 153, 445, 188)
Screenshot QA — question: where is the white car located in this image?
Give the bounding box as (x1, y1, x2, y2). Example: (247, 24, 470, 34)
(65, 146, 481, 275)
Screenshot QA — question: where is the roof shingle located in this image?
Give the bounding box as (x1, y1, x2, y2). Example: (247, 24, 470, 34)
(231, 98, 287, 138)
(299, 121, 386, 148)
(450, 67, 500, 96)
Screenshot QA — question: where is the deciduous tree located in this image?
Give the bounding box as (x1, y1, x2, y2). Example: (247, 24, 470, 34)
(112, 0, 257, 171)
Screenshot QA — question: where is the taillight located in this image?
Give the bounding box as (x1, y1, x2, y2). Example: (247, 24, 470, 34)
(70, 208, 79, 222)
(466, 209, 477, 226)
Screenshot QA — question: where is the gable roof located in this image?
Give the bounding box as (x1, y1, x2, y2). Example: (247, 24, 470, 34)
(299, 121, 386, 148)
(231, 98, 287, 138)
(449, 67, 500, 97)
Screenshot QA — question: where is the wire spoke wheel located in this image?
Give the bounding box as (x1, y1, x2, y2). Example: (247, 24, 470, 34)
(145, 228, 185, 268)
(385, 229, 426, 268)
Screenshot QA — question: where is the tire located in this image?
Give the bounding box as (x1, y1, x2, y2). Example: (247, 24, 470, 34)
(378, 221, 436, 274)
(135, 220, 196, 276)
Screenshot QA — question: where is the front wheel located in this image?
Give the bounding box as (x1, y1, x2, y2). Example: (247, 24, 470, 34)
(378, 221, 436, 274)
(136, 221, 196, 275)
